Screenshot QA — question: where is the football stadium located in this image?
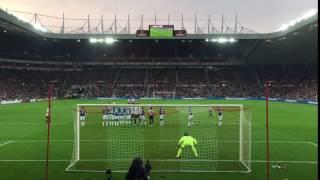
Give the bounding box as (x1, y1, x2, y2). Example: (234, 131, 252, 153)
(0, 1, 318, 180)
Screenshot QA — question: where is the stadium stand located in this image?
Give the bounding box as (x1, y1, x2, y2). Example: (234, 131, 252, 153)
(0, 9, 317, 102)
(0, 65, 317, 101)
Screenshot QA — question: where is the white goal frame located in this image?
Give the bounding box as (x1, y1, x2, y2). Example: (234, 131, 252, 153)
(66, 103, 251, 173)
(152, 91, 175, 99)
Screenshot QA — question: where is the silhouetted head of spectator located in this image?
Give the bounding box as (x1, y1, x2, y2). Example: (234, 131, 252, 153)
(125, 157, 147, 180)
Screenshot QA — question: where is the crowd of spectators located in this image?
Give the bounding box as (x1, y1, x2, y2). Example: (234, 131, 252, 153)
(0, 65, 317, 102)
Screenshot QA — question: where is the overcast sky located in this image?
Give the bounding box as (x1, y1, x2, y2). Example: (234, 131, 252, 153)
(0, 0, 318, 33)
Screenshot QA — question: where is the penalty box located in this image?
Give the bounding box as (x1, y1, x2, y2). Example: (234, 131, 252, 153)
(66, 104, 251, 173)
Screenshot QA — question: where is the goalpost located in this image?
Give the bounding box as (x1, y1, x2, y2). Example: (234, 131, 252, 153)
(66, 104, 251, 173)
(152, 91, 175, 99)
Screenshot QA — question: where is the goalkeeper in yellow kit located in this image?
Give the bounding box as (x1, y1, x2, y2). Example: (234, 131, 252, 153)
(176, 132, 198, 158)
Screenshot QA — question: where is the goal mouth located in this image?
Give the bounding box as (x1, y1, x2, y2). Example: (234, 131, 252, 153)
(67, 104, 251, 173)
(152, 91, 175, 99)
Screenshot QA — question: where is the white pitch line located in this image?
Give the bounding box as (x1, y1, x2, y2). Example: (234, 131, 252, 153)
(0, 159, 317, 164)
(0, 160, 69, 162)
(307, 141, 318, 147)
(0, 141, 14, 148)
(251, 160, 318, 164)
(77, 159, 318, 164)
(0, 122, 68, 125)
(249, 140, 318, 145)
(8, 139, 317, 146)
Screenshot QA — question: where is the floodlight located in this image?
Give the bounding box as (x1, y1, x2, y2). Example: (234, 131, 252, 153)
(32, 23, 48, 32)
(210, 38, 237, 43)
(301, 9, 318, 20)
(217, 38, 228, 43)
(105, 37, 116, 44)
(89, 38, 97, 43)
(229, 38, 236, 43)
(277, 9, 318, 32)
(89, 37, 117, 44)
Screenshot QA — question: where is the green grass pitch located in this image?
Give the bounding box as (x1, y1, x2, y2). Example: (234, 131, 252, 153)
(0, 99, 317, 180)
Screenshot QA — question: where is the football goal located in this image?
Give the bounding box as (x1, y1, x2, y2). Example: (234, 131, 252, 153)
(66, 104, 251, 173)
(152, 91, 175, 99)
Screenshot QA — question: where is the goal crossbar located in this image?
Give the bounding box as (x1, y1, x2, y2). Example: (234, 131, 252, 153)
(152, 91, 175, 99)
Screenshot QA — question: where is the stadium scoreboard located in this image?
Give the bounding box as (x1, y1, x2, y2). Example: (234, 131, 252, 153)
(149, 25, 174, 37)
(136, 25, 186, 38)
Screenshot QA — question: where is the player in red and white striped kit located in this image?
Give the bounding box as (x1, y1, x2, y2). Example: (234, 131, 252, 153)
(148, 107, 155, 127)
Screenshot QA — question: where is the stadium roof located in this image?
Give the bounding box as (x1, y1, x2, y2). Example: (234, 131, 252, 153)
(0, 8, 318, 40)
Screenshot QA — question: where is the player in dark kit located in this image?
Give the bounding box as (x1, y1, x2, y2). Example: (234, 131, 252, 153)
(45, 108, 49, 124)
(129, 102, 135, 125)
(217, 108, 223, 126)
(79, 106, 86, 127)
(139, 107, 146, 126)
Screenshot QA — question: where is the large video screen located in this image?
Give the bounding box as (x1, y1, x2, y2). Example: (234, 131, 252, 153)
(149, 25, 174, 37)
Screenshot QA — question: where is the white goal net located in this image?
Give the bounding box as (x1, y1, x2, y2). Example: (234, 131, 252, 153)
(152, 91, 175, 99)
(66, 104, 251, 173)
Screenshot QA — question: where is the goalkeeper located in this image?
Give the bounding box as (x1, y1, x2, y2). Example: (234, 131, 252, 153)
(176, 132, 198, 158)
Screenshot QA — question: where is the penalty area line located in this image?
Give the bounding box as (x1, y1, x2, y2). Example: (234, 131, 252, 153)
(0, 122, 68, 125)
(307, 141, 318, 147)
(0, 141, 14, 148)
